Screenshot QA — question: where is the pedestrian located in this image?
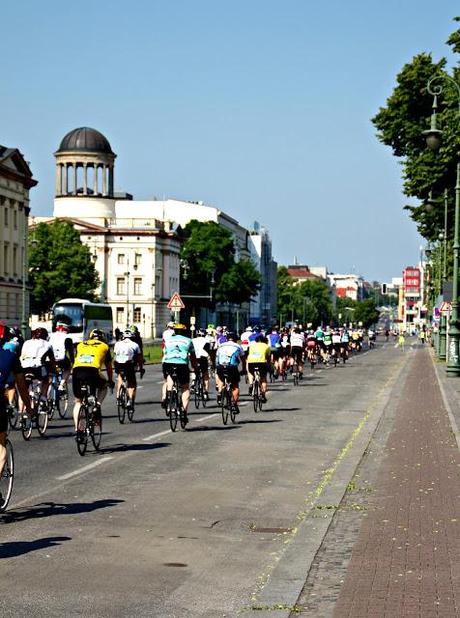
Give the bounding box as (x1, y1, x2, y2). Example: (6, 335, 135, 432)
(114, 327, 121, 341)
(398, 332, 405, 351)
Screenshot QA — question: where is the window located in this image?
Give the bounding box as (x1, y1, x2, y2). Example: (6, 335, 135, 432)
(13, 209, 17, 230)
(134, 277, 142, 295)
(116, 307, 124, 323)
(12, 246, 17, 275)
(4, 243, 9, 275)
(133, 307, 141, 323)
(117, 253, 125, 265)
(116, 277, 125, 295)
(134, 253, 142, 267)
(4, 206, 8, 227)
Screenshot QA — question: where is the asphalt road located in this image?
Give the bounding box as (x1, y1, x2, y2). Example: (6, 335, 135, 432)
(0, 339, 408, 617)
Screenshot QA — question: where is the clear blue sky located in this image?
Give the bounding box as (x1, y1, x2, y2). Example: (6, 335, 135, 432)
(2, 1, 459, 281)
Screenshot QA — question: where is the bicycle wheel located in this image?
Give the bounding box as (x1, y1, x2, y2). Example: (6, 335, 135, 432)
(0, 439, 14, 513)
(20, 412, 32, 440)
(194, 378, 201, 409)
(179, 407, 188, 430)
(8, 392, 19, 430)
(221, 389, 229, 425)
(258, 390, 264, 411)
(253, 381, 259, 413)
(229, 395, 237, 424)
(293, 365, 299, 386)
(127, 399, 135, 422)
(37, 402, 49, 437)
(118, 385, 127, 424)
(58, 386, 69, 419)
(168, 391, 178, 432)
(91, 412, 102, 450)
(76, 405, 89, 456)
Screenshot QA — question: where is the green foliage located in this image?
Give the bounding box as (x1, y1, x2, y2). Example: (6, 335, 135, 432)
(277, 266, 332, 325)
(29, 220, 99, 314)
(180, 220, 260, 306)
(352, 299, 380, 328)
(371, 16, 460, 243)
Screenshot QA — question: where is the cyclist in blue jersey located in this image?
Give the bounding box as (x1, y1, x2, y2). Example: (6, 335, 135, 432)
(0, 324, 31, 494)
(215, 332, 243, 411)
(268, 326, 281, 377)
(161, 324, 197, 422)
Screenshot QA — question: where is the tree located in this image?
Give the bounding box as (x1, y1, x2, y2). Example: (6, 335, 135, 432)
(371, 17, 460, 244)
(180, 220, 260, 307)
(29, 220, 99, 314)
(277, 266, 333, 325)
(353, 299, 380, 328)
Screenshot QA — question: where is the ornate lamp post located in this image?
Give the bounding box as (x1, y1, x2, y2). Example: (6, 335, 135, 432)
(424, 75, 460, 375)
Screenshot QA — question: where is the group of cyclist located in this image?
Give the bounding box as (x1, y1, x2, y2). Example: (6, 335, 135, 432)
(0, 319, 374, 457)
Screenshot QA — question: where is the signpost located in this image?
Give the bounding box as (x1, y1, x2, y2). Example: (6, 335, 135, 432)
(167, 292, 185, 323)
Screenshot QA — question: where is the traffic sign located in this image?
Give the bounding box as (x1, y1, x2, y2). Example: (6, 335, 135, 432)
(167, 292, 185, 310)
(440, 301, 452, 314)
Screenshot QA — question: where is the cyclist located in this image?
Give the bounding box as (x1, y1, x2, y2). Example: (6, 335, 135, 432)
(240, 324, 253, 374)
(128, 324, 144, 359)
(72, 329, 114, 434)
(2, 327, 21, 412)
(332, 328, 342, 358)
(162, 321, 176, 345)
(205, 326, 217, 371)
(247, 335, 271, 402)
(0, 323, 32, 490)
(323, 328, 334, 364)
(215, 331, 243, 411)
(114, 329, 144, 412)
(161, 323, 197, 423)
(20, 328, 56, 409)
(192, 328, 211, 400)
(267, 326, 281, 378)
(278, 327, 290, 377)
(306, 330, 317, 367)
(289, 327, 305, 379)
(48, 322, 74, 391)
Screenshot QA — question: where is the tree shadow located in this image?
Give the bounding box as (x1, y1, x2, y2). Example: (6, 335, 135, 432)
(2, 498, 124, 524)
(99, 442, 170, 454)
(0, 536, 72, 559)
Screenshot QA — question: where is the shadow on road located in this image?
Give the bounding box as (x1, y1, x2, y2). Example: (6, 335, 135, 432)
(238, 418, 282, 424)
(264, 407, 300, 412)
(100, 442, 170, 454)
(2, 498, 124, 524)
(0, 536, 72, 559)
(186, 425, 241, 432)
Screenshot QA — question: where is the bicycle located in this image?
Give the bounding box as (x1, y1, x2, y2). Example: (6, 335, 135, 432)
(76, 382, 103, 456)
(291, 361, 299, 386)
(48, 368, 70, 420)
(251, 367, 264, 412)
(193, 368, 207, 409)
(165, 368, 187, 431)
(116, 369, 133, 423)
(20, 374, 49, 440)
(0, 438, 14, 513)
(220, 368, 238, 425)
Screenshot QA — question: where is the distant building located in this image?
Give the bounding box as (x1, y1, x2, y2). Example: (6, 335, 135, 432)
(248, 224, 277, 325)
(401, 266, 422, 327)
(0, 145, 38, 328)
(327, 273, 364, 301)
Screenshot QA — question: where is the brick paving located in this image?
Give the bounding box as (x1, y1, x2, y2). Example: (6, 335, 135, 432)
(333, 347, 460, 617)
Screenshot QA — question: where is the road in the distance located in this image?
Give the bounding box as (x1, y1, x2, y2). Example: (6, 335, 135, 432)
(0, 341, 407, 617)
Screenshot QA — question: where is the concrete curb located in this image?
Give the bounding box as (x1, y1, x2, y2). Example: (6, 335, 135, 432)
(247, 352, 411, 617)
(431, 354, 460, 453)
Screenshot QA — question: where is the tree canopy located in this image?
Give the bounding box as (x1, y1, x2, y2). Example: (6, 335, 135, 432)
(277, 266, 333, 325)
(29, 220, 99, 314)
(180, 220, 260, 306)
(371, 17, 460, 244)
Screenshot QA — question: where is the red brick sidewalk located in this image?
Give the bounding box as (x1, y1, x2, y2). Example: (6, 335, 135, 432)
(333, 347, 460, 617)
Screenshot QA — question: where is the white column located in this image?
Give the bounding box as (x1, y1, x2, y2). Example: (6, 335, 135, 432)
(73, 163, 77, 195)
(93, 164, 98, 195)
(64, 164, 69, 194)
(55, 164, 61, 196)
(109, 166, 114, 196)
(83, 164, 88, 195)
(102, 164, 107, 196)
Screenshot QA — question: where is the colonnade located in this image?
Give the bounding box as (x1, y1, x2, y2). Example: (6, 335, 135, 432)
(55, 162, 114, 197)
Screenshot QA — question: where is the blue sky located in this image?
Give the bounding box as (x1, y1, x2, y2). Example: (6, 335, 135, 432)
(2, 1, 459, 281)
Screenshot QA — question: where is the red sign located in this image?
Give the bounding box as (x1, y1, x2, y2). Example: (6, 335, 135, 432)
(167, 292, 185, 310)
(403, 267, 421, 294)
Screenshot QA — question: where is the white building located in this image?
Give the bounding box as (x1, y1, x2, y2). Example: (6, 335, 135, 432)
(0, 146, 38, 330)
(327, 273, 364, 301)
(248, 224, 277, 325)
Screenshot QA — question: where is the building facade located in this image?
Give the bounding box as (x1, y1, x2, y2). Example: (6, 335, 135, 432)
(0, 146, 38, 329)
(327, 273, 364, 301)
(248, 225, 277, 326)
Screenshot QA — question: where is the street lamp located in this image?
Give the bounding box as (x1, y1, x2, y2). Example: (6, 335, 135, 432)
(150, 266, 163, 340)
(424, 74, 460, 375)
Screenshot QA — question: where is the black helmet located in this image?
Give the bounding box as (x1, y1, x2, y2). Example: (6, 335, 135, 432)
(89, 329, 105, 341)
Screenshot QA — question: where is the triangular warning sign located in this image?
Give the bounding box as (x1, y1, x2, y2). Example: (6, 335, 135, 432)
(167, 292, 185, 310)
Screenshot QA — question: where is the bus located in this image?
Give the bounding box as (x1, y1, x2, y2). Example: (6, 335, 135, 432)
(51, 298, 114, 345)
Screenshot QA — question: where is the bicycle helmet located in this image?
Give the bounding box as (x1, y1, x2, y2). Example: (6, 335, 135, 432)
(166, 321, 175, 328)
(89, 328, 105, 341)
(129, 324, 139, 334)
(122, 329, 135, 339)
(226, 331, 237, 341)
(173, 323, 187, 332)
(32, 327, 48, 340)
(0, 323, 8, 343)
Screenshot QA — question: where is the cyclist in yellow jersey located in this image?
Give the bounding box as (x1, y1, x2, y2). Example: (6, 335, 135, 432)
(247, 335, 271, 402)
(72, 329, 114, 433)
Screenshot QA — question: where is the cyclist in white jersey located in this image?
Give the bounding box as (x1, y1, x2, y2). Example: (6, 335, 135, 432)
(289, 327, 305, 379)
(114, 330, 143, 410)
(48, 322, 74, 390)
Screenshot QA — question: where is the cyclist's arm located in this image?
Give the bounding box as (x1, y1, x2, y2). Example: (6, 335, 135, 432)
(43, 348, 57, 373)
(105, 350, 114, 383)
(189, 350, 198, 372)
(65, 337, 75, 364)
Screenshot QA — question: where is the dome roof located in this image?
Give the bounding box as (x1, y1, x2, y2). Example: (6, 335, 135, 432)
(57, 127, 114, 154)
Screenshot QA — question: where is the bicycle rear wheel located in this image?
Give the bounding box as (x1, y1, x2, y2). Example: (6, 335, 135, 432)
(8, 392, 19, 430)
(47, 386, 57, 420)
(221, 389, 229, 425)
(253, 381, 259, 413)
(118, 385, 127, 424)
(194, 378, 201, 409)
(91, 413, 102, 450)
(58, 387, 69, 419)
(168, 391, 178, 432)
(179, 407, 187, 430)
(0, 439, 14, 513)
(37, 403, 49, 437)
(127, 400, 135, 422)
(76, 405, 89, 456)
(229, 396, 237, 424)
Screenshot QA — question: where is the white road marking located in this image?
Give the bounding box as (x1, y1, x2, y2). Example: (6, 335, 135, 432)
(195, 413, 220, 423)
(142, 428, 172, 441)
(56, 456, 114, 481)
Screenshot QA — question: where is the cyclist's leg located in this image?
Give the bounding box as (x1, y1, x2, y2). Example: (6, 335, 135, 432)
(0, 399, 7, 475)
(125, 364, 137, 404)
(259, 364, 268, 397)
